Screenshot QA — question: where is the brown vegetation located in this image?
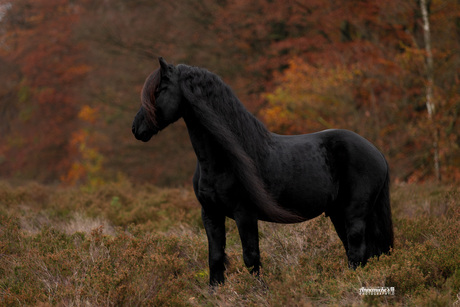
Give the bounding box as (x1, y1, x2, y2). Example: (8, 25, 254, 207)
(0, 180, 458, 305)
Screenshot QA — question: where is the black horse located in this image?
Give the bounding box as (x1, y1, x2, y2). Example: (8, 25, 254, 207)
(132, 57, 394, 285)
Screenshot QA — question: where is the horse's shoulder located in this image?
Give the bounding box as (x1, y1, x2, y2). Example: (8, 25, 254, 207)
(194, 163, 237, 197)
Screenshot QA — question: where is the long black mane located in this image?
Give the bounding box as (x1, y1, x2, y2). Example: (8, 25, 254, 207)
(178, 65, 272, 158)
(177, 65, 301, 222)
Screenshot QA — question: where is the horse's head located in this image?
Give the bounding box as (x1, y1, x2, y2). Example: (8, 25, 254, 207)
(132, 57, 182, 142)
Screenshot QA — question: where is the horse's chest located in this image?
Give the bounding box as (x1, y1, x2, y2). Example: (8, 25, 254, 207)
(194, 170, 241, 208)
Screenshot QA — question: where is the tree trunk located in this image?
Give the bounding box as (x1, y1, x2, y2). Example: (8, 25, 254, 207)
(420, 0, 441, 181)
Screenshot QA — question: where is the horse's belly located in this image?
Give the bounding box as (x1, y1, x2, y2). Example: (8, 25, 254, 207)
(278, 187, 331, 219)
(269, 163, 337, 218)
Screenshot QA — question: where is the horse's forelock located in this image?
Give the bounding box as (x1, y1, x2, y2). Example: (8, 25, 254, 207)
(141, 68, 161, 127)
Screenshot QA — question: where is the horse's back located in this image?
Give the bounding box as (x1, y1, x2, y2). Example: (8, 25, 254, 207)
(271, 128, 386, 177)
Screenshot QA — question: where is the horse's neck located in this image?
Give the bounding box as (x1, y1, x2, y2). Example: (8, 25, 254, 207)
(182, 97, 271, 168)
(183, 113, 223, 164)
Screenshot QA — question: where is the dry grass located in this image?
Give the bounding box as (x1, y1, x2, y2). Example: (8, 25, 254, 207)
(0, 180, 459, 306)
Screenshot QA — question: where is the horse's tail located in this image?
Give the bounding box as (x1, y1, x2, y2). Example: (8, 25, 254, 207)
(365, 162, 394, 259)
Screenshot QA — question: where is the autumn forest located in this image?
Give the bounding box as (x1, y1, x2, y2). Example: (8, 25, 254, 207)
(0, 0, 459, 186)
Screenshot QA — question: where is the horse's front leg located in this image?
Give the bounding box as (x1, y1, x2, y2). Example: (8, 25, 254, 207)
(202, 208, 227, 286)
(234, 209, 260, 276)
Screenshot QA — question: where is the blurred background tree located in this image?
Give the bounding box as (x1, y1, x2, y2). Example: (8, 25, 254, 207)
(0, 0, 458, 185)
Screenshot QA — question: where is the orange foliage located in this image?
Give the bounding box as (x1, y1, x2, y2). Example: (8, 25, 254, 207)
(0, 0, 458, 185)
(78, 105, 99, 124)
(0, 0, 90, 182)
(61, 106, 104, 186)
(254, 1, 460, 183)
(262, 58, 357, 134)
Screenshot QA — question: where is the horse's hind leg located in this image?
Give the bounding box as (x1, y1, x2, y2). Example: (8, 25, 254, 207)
(234, 210, 260, 276)
(344, 200, 368, 269)
(330, 213, 348, 255)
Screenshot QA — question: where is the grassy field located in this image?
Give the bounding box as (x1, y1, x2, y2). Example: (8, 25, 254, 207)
(0, 180, 458, 306)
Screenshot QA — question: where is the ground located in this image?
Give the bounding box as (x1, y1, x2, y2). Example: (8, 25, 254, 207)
(0, 180, 458, 306)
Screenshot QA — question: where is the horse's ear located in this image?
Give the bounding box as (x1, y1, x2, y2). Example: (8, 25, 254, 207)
(159, 57, 169, 75)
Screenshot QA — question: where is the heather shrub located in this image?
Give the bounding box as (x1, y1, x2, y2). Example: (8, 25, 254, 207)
(0, 181, 458, 306)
